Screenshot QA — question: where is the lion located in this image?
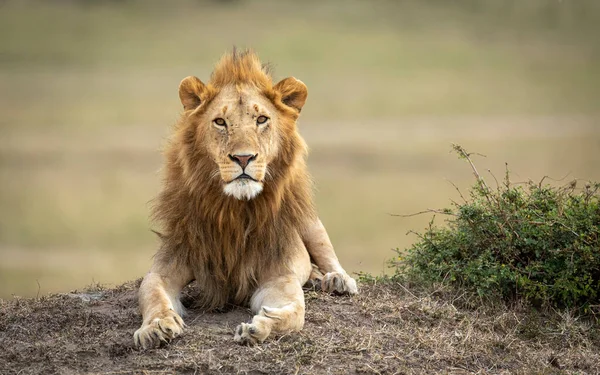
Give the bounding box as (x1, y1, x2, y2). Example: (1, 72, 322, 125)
(133, 49, 358, 348)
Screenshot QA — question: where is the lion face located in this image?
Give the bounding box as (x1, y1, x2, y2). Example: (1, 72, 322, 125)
(177, 60, 307, 200)
(203, 85, 278, 200)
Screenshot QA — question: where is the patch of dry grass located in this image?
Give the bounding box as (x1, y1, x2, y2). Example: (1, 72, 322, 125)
(1, 281, 598, 374)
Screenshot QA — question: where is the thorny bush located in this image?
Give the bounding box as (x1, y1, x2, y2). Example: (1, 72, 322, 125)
(392, 145, 600, 312)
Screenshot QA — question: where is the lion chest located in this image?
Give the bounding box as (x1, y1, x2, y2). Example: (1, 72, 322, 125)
(188, 224, 291, 308)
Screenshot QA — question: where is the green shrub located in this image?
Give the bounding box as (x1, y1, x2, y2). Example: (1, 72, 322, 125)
(392, 145, 600, 310)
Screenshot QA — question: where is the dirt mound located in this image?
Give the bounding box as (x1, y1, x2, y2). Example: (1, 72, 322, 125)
(1, 281, 598, 374)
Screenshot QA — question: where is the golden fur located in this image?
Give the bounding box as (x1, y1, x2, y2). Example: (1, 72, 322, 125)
(134, 50, 357, 349)
(153, 50, 315, 309)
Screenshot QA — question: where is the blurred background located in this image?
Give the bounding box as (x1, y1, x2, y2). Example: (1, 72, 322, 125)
(1, 0, 599, 298)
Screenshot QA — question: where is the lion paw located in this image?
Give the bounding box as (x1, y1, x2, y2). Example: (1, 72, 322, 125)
(134, 311, 184, 349)
(321, 272, 358, 295)
(234, 322, 269, 346)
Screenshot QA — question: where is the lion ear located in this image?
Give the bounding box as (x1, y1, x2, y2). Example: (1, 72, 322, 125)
(274, 77, 308, 112)
(179, 76, 206, 111)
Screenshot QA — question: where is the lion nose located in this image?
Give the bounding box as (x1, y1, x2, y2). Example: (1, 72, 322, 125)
(229, 154, 257, 169)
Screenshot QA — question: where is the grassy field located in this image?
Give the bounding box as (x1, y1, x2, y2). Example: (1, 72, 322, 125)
(1, 0, 599, 298)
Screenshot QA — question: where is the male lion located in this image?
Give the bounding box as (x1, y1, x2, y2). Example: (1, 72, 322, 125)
(134, 50, 358, 348)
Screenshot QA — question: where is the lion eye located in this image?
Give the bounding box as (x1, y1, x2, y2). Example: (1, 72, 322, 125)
(256, 116, 269, 125)
(213, 118, 226, 127)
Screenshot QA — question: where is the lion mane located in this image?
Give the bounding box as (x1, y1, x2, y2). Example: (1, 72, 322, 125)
(150, 50, 317, 310)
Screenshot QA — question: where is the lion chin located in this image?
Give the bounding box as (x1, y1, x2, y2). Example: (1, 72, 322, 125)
(223, 179, 264, 200)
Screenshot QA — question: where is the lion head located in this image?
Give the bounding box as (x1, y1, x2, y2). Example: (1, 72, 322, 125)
(176, 50, 308, 201)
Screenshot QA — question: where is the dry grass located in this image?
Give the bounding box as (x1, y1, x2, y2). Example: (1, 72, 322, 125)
(1, 281, 598, 374)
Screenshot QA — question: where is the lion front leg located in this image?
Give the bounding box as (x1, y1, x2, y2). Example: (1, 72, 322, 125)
(234, 245, 312, 345)
(302, 218, 358, 295)
(234, 275, 307, 345)
(134, 259, 193, 349)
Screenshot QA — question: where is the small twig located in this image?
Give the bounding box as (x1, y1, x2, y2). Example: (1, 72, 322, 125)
(395, 281, 417, 299)
(364, 364, 382, 375)
(487, 169, 500, 192)
(388, 209, 455, 218)
(445, 178, 467, 203)
(529, 217, 590, 245)
(538, 171, 572, 189)
(452, 144, 493, 203)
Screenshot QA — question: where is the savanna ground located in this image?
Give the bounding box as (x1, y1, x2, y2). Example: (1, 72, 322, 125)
(2, 280, 599, 374)
(1, 2, 600, 373)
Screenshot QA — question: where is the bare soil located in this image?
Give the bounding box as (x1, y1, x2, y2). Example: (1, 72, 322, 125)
(1, 281, 598, 375)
